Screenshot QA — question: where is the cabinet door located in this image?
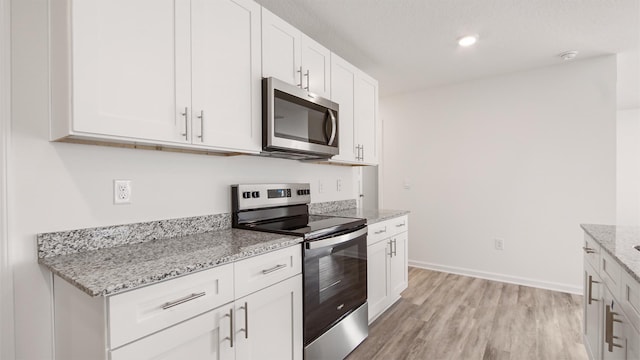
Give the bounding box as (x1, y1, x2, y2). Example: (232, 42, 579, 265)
(109, 305, 234, 360)
(390, 232, 408, 297)
(235, 275, 302, 360)
(367, 239, 390, 323)
(603, 288, 628, 360)
(301, 35, 331, 98)
(330, 54, 356, 162)
(261, 7, 301, 87)
(355, 72, 379, 164)
(191, 0, 261, 152)
(584, 263, 602, 360)
(72, 0, 190, 143)
(626, 322, 640, 360)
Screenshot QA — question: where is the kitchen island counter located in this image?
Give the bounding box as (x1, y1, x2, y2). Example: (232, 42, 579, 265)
(581, 224, 640, 282)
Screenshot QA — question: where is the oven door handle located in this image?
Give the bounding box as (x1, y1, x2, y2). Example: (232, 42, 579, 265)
(306, 227, 367, 249)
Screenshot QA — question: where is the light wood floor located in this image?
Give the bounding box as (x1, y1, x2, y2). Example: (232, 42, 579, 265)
(347, 267, 587, 360)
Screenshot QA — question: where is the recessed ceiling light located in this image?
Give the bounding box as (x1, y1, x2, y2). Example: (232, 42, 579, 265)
(458, 35, 478, 47)
(559, 50, 579, 61)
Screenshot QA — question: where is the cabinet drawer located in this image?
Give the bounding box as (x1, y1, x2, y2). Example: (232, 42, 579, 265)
(109, 305, 233, 360)
(600, 251, 622, 297)
(620, 270, 640, 334)
(583, 234, 601, 271)
(368, 216, 408, 246)
(234, 245, 302, 299)
(108, 263, 234, 349)
(390, 216, 408, 233)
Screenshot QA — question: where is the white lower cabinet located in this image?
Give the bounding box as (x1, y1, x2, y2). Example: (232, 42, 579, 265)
(53, 245, 302, 360)
(234, 275, 302, 360)
(367, 216, 408, 323)
(584, 261, 602, 360)
(582, 232, 640, 360)
(367, 238, 390, 319)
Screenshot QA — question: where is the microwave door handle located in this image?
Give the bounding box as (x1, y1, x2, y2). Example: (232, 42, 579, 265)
(326, 109, 337, 146)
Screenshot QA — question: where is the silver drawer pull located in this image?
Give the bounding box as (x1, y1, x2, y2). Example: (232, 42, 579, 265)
(161, 292, 206, 310)
(261, 264, 287, 274)
(374, 227, 387, 234)
(582, 246, 596, 254)
(396, 223, 406, 228)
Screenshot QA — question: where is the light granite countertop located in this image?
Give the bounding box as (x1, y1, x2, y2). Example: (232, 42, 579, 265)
(39, 229, 302, 297)
(314, 208, 410, 225)
(581, 224, 640, 283)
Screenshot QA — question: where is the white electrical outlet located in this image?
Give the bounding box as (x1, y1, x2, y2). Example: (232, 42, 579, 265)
(494, 238, 504, 251)
(318, 181, 324, 194)
(337, 179, 342, 192)
(114, 180, 132, 204)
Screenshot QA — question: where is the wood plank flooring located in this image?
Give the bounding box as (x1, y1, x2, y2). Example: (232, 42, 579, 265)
(346, 267, 587, 360)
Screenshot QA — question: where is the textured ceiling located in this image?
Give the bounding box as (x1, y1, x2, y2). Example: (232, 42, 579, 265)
(255, 0, 640, 104)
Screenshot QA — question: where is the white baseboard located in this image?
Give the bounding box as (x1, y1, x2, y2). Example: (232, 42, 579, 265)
(409, 259, 582, 295)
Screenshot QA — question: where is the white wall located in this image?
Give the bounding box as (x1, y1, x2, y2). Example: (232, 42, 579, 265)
(617, 108, 640, 225)
(381, 56, 616, 294)
(10, 1, 357, 359)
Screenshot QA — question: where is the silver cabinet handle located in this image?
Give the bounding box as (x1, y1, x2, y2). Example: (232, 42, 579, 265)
(374, 227, 387, 235)
(396, 223, 406, 228)
(161, 292, 205, 310)
(392, 239, 397, 257)
(197, 110, 204, 142)
(297, 66, 303, 88)
(261, 263, 287, 274)
(582, 246, 596, 254)
(225, 308, 234, 348)
(605, 304, 624, 352)
(304, 69, 310, 90)
(587, 275, 600, 305)
(387, 241, 392, 257)
(180, 107, 189, 139)
(241, 302, 249, 339)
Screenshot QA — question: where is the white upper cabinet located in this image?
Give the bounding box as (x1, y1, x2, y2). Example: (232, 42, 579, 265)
(329, 53, 379, 165)
(191, 0, 262, 152)
(56, 0, 189, 144)
(354, 71, 379, 164)
(51, 0, 261, 154)
(261, 8, 331, 98)
(261, 7, 301, 87)
(300, 35, 331, 98)
(330, 53, 356, 162)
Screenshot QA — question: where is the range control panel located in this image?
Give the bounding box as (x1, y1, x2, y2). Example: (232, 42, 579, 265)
(232, 183, 311, 211)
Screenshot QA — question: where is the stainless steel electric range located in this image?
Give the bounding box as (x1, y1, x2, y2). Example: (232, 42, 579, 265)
(232, 183, 368, 360)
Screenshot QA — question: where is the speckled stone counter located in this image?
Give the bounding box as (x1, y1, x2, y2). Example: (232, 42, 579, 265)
(314, 208, 410, 225)
(581, 224, 640, 283)
(39, 223, 302, 297)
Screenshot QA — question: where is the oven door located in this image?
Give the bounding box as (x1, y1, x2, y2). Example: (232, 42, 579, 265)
(303, 226, 367, 344)
(264, 77, 339, 156)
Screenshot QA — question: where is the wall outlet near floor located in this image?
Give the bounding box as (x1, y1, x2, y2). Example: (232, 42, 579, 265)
(336, 179, 342, 192)
(494, 238, 504, 251)
(114, 180, 132, 204)
(318, 180, 324, 194)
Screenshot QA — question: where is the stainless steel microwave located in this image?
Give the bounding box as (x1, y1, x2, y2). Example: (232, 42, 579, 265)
(262, 77, 339, 160)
